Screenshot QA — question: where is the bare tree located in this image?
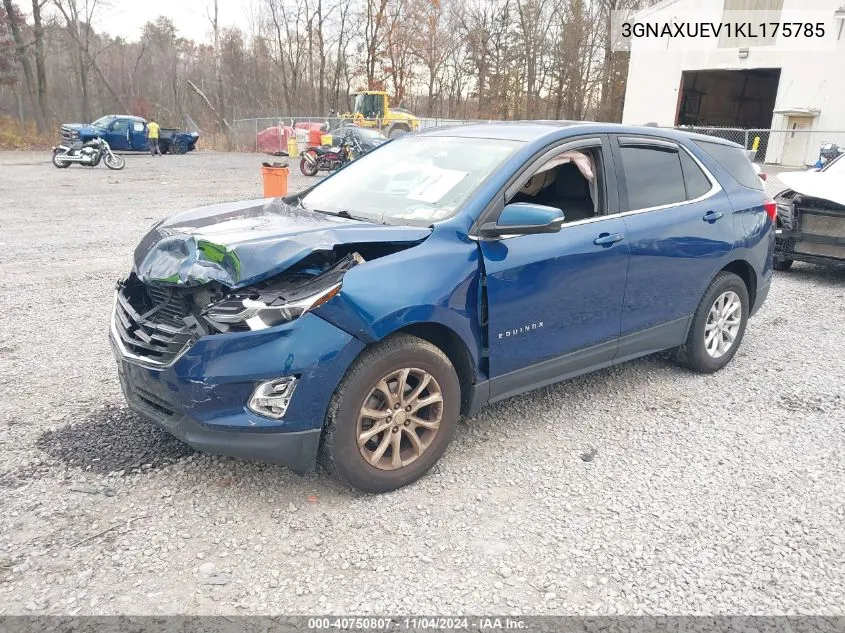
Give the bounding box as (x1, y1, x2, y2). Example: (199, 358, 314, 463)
(0, 0, 644, 144)
(3, 0, 45, 128)
(54, 0, 128, 117)
(0, 4, 16, 87)
(31, 0, 47, 125)
(208, 0, 228, 133)
(363, 0, 389, 87)
(412, 0, 452, 115)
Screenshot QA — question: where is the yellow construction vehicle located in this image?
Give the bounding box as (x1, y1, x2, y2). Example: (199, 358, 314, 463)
(342, 91, 420, 138)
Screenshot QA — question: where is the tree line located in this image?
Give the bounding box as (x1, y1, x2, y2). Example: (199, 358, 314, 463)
(0, 0, 644, 140)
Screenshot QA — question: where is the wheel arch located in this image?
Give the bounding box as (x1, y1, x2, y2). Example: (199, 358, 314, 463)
(719, 259, 758, 310)
(387, 122, 411, 137)
(389, 322, 476, 415)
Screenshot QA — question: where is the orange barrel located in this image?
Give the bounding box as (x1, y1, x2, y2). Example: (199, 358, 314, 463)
(308, 128, 322, 146)
(261, 165, 289, 197)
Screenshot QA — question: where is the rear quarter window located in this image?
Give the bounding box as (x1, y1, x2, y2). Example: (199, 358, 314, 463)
(694, 140, 763, 191)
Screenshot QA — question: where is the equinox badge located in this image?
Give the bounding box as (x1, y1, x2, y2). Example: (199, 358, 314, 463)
(498, 322, 544, 339)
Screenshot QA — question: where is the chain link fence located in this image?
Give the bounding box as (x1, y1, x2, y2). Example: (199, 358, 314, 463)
(230, 116, 496, 155)
(663, 126, 845, 168)
(232, 116, 843, 168)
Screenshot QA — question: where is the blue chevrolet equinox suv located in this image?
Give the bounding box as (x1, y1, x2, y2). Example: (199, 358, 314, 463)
(111, 123, 775, 492)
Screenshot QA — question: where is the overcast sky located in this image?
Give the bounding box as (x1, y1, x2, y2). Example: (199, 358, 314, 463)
(96, 0, 254, 43)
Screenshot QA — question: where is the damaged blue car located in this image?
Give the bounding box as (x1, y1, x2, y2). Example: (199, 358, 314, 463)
(111, 122, 774, 493)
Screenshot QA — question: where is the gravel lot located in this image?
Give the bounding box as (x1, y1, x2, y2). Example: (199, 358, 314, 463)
(0, 150, 844, 616)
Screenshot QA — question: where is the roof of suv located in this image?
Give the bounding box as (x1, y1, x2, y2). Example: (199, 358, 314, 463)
(419, 121, 744, 148)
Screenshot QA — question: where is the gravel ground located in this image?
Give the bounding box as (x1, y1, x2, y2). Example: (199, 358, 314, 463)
(0, 151, 844, 616)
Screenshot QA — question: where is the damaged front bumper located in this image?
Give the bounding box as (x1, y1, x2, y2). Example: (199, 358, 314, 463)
(775, 193, 845, 265)
(110, 310, 365, 473)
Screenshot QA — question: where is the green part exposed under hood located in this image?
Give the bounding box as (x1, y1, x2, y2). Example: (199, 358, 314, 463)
(133, 198, 432, 289)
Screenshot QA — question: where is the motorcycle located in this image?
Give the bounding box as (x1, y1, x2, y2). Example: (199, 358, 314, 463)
(52, 136, 126, 170)
(812, 142, 843, 170)
(299, 136, 362, 177)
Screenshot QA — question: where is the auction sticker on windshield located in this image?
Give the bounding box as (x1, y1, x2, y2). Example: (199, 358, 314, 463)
(406, 166, 468, 204)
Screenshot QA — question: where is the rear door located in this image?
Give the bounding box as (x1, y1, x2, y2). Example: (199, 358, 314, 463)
(610, 135, 735, 360)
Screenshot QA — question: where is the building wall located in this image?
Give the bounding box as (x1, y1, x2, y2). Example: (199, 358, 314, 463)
(622, 0, 845, 164)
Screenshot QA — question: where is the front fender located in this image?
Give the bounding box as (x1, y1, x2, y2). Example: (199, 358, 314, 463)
(312, 231, 484, 376)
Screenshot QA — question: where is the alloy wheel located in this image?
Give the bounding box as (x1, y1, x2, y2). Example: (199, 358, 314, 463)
(704, 290, 742, 358)
(356, 368, 443, 471)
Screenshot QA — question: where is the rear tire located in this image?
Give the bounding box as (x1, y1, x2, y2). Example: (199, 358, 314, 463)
(300, 153, 319, 176)
(52, 149, 70, 168)
(388, 126, 409, 139)
(678, 271, 749, 374)
(319, 334, 461, 493)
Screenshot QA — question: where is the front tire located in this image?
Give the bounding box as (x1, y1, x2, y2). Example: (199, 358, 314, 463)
(678, 271, 749, 373)
(319, 334, 461, 493)
(52, 149, 70, 168)
(104, 153, 125, 170)
(388, 126, 409, 139)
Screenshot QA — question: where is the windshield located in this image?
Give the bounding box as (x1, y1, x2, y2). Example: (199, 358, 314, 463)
(355, 127, 386, 140)
(300, 135, 522, 224)
(353, 93, 384, 118)
(823, 153, 844, 173)
(91, 115, 117, 128)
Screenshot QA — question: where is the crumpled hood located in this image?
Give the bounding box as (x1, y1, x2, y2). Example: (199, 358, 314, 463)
(779, 171, 845, 207)
(133, 198, 431, 288)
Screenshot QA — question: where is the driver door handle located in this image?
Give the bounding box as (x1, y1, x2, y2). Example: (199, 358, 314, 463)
(703, 210, 724, 222)
(594, 232, 625, 246)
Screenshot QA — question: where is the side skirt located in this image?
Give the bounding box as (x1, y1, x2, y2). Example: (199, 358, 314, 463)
(480, 316, 692, 406)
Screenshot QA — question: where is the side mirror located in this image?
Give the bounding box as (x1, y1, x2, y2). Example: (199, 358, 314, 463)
(477, 203, 565, 239)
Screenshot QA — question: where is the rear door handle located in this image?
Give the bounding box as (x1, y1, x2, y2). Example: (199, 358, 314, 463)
(703, 210, 724, 222)
(594, 232, 625, 246)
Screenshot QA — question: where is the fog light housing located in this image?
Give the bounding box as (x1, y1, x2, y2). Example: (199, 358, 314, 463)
(248, 377, 298, 419)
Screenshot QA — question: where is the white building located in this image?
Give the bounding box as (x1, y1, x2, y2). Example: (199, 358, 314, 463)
(621, 0, 845, 165)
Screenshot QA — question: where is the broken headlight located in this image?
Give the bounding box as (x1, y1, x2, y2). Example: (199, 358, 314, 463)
(203, 251, 362, 333)
(203, 282, 341, 331)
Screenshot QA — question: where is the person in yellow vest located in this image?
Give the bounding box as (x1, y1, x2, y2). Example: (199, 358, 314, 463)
(147, 119, 161, 157)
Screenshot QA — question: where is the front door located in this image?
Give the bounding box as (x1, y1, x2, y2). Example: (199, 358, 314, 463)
(130, 120, 148, 150)
(108, 119, 131, 151)
(480, 136, 629, 400)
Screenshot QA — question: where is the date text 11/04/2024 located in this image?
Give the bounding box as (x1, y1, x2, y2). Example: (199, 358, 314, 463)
(307, 617, 527, 630)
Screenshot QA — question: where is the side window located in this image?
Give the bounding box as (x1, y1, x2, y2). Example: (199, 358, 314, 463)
(619, 145, 685, 210)
(694, 140, 763, 190)
(111, 119, 129, 134)
(507, 145, 605, 224)
(679, 149, 712, 199)
(133, 121, 145, 133)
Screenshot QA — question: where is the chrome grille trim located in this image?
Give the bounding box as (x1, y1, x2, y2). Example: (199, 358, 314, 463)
(110, 287, 194, 369)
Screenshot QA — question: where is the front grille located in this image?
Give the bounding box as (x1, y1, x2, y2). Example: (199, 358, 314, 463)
(112, 278, 197, 366)
(794, 242, 845, 259)
(799, 213, 845, 239)
(145, 285, 193, 328)
(60, 125, 79, 146)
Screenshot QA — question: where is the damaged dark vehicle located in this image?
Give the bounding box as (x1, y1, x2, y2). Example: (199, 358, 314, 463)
(112, 123, 773, 493)
(774, 153, 845, 271)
